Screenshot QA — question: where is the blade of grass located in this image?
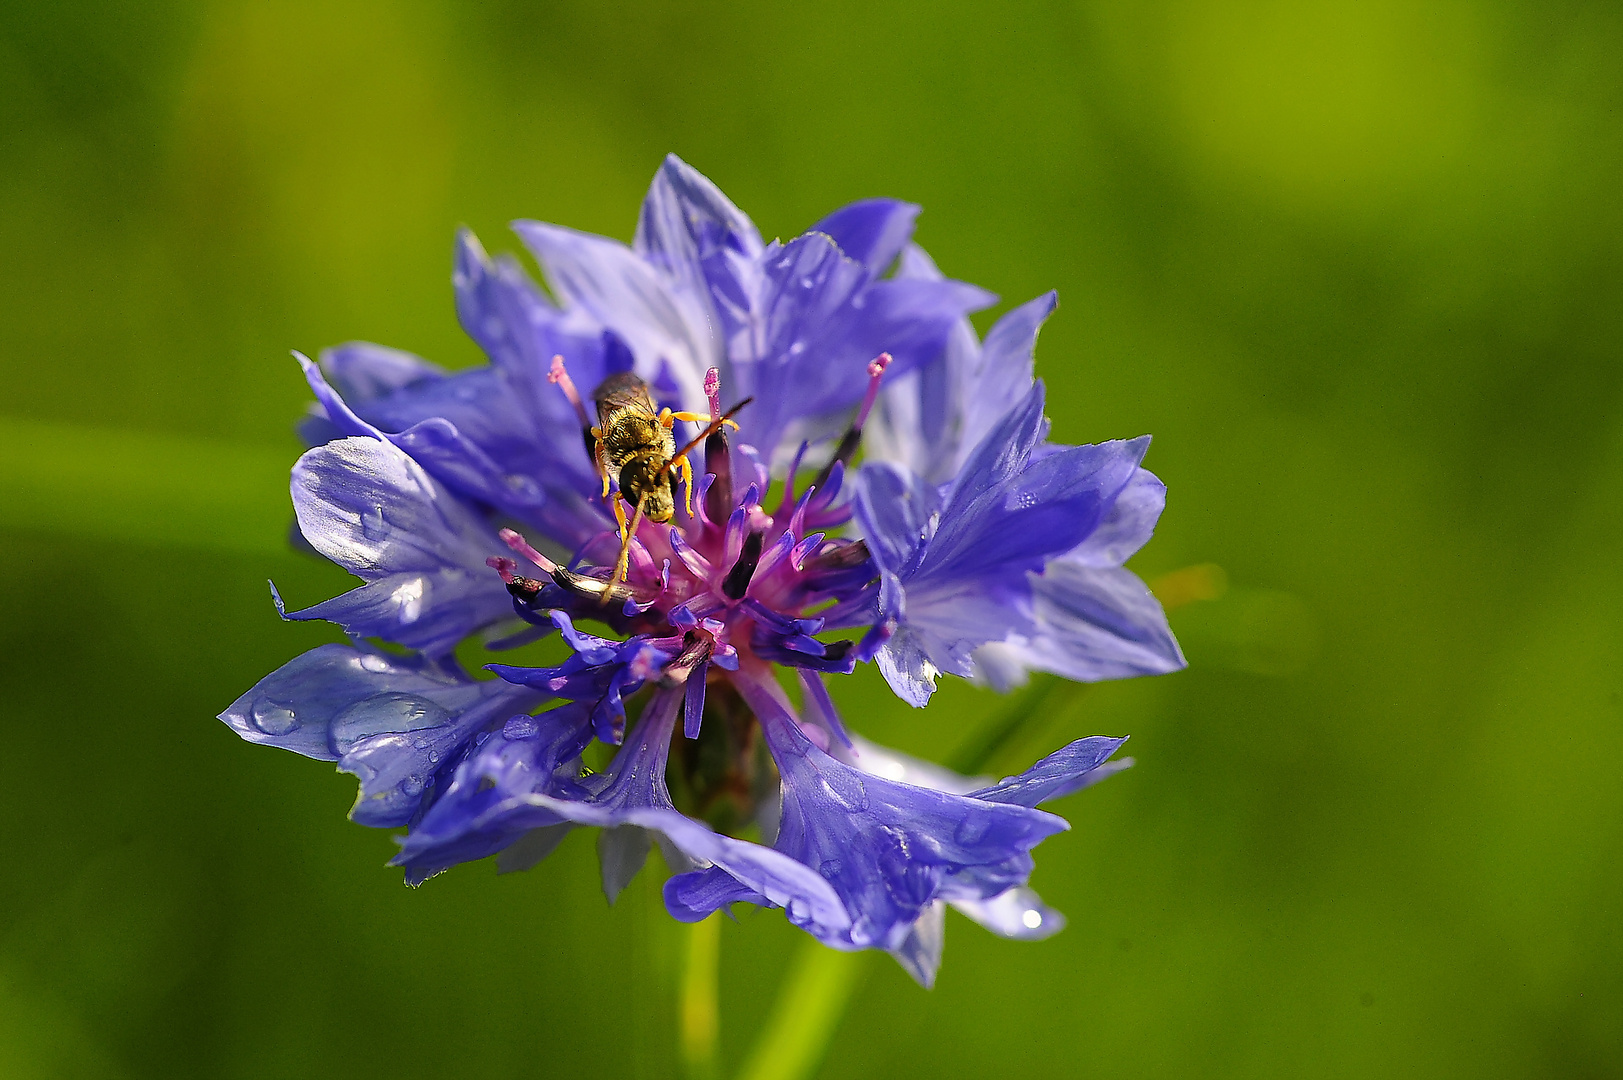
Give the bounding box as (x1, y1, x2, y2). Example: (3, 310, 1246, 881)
(734, 941, 866, 1080)
(681, 915, 721, 1080)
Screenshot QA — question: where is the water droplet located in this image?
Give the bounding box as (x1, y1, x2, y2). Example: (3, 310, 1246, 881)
(823, 773, 869, 812)
(358, 653, 392, 673)
(504, 716, 540, 740)
(819, 858, 843, 880)
(954, 815, 990, 845)
(331, 693, 453, 754)
(360, 508, 389, 541)
(399, 774, 425, 797)
(800, 276, 815, 289)
(1021, 909, 1044, 930)
(788, 339, 805, 356)
(428, 749, 440, 763)
(250, 699, 299, 736)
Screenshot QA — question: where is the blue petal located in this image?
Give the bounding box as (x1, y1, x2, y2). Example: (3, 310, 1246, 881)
(851, 462, 941, 576)
(218, 644, 540, 828)
(634, 153, 762, 370)
(951, 886, 1067, 941)
(724, 232, 993, 462)
(390, 705, 596, 884)
(995, 561, 1187, 682)
(811, 198, 920, 276)
(283, 436, 515, 656)
(513, 219, 718, 408)
(955, 292, 1057, 461)
(970, 735, 1132, 807)
(1066, 467, 1167, 568)
(730, 679, 1068, 950)
(888, 901, 946, 988)
(301, 352, 608, 550)
(320, 342, 443, 401)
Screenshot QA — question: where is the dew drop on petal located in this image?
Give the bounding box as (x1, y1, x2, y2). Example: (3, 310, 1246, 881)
(954, 815, 990, 845)
(331, 693, 453, 754)
(399, 774, 425, 797)
(504, 715, 540, 740)
(1021, 909, 1043, 930)
(823, 772, 869, 812)
(251, 699, 299, 736)
(360, 508, 388, 541)
(358, 653, 392, 673)
(819, 858, 843, 880)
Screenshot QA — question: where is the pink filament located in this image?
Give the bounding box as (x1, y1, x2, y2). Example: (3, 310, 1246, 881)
(548, 355, 593, 429)
(499, 528, 559, 573)
(703, 366, 723, 418)
(854, 352, 892, 430)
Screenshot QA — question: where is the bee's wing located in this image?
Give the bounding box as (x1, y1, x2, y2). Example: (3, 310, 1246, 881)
(591, 372, 656, 423)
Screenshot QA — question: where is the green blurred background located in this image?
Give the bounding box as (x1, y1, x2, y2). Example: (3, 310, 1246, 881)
(3, 1, 1620, 1077)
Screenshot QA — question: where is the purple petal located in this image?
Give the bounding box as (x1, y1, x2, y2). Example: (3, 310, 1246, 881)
(283, 436, 514, 655)
(811, 198, 920, 275)
(218, 644, 540, 828)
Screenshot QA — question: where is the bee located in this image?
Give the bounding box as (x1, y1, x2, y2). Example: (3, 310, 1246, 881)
(572, 369, 750, 582)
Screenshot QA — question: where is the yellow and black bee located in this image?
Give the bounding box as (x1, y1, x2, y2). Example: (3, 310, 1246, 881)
(587, 372, 750, 582)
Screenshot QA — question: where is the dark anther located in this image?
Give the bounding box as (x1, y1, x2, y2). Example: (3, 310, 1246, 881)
(820, 639, 854, 663)
(705, 428, 733, 524)
(550, 566, 637, 607)
(505, 575, 546, 602)
(722, 530, 765, 599)
(659, 629, 714, 689)
(803, 539, 871, 572)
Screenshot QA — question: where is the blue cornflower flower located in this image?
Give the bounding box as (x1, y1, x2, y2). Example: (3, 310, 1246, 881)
(220, 154, 1184, 986)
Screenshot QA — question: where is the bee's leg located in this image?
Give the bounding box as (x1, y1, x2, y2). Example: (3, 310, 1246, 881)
(678, 453, 695, 517)
(611, 497, 630, 581)
(660, 408, 738, 431)
(592, 429, 611, 499)
(614, 499, 645, 584)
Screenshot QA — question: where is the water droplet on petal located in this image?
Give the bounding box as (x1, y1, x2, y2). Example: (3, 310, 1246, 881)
(358, 653, 392, 673)
(1021, 909, 1043, 929)
(954, 815, 990, 845)
(360, 508, 389, 541)
(788, 340, 805, 356)
(823, 772, 869, 812)
(504, 716, 540, 740)
(331, 693, 453, 754)
(819, 858, 843, 880)
(251, 699, 299, 736)
(399, 774, 425, 797)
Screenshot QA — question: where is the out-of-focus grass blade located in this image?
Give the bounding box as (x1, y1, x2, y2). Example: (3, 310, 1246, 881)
(0, 416, 295, 556)
(735, 942, 866, 1080)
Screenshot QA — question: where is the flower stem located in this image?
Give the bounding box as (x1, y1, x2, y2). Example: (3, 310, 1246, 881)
(735, 941, 866, 1080)
(681, 914, 722, 1080)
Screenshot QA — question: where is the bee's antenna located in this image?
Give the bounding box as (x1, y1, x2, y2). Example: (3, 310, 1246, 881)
(659, 397, 754, 479)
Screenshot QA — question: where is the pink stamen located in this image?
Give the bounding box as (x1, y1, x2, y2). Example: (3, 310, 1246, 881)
(499, 527, 558, 573)
(703, 366, 723, 418)
(486, 556, 519, 584)
(548, 355, 593, 429)
(854, 352, 891, 430)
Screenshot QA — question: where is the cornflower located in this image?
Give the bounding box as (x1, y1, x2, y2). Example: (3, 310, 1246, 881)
(222, 155, 1184, 985)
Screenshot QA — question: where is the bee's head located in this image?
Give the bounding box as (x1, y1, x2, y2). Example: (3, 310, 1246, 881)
(622, 458, 676, 523)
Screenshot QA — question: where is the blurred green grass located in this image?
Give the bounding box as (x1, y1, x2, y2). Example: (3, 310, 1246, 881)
(1, 1, 1619, 1077)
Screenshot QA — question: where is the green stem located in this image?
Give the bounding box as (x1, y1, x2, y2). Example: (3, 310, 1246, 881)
(735, 941, 866, 1080)
(680, 915, 722, 1080)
